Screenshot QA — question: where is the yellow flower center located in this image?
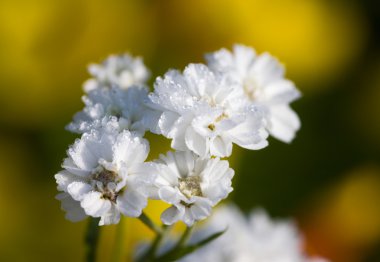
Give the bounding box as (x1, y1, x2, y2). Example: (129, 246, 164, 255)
(178, 175, 203, 199)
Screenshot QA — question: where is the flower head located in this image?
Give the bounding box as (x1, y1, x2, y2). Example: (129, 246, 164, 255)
(146, 63, 268, 158)
(55, 124, 155, 225)
(206, 44, 301, 143)
(67, 85, 152, 135)
(83, 53, 150, 92)
(151, 151, 234, 226)
(180, 204, 328, 262)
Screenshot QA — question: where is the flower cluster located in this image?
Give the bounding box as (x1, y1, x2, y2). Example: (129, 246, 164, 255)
(55, 45, 301, 228)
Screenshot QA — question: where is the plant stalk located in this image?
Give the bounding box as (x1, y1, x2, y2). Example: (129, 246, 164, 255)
(85, 217, 101, 262)
(138, 212, 162, 234)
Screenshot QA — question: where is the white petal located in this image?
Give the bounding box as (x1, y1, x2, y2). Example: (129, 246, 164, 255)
(99, 206, 120, 225)
(62, 158, 91, 177)
(128, 162, 159, 185)
(183, 64, 214, 97)
(228, 112, 268, 150)
(113, 131, 149, 167)
(56, 193, 87, 222)
(55, 170, 83, 191)
(141, 108, 161, 134)
(190, 198, 212, 221)
(263, 80, 301, 104)
(206, 48, 233, 71)
(169, 115, 193, 150)
(171, 134, 187, 151)
(173, 151, 195, 177)
(269, 105, 300, 143)
(251, 52, 284, 86)
(182, 207, 195, 226)
(158, 111, 180, 136)
(209, 136, 232, 157)
(202, 172, 234, 204)
(68, 130, 115, 171)
(158, 186, 181, 204)
(81, 191, 111, 217)
(156, 153, 184, 183)
(201, 158, 229, 181)
(144, 185, 160, 200)
(116, 189, 147, 217)
(200, 160, 234, 204)
(68, 139, 98, 171)
(233, 44, 256, 76)
(161, 205, 184, 225)
(185, 127, 208, 158)
(191, 111, 221, 137)
(67, 182, 92, 201)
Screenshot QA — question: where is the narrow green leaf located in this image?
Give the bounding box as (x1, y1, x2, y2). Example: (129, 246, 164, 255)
(155, 228, 227, 261)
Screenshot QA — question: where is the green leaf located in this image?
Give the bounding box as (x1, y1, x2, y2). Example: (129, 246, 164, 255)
(155, 228, 227, 261)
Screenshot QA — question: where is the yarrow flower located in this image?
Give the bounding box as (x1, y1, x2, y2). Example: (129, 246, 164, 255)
(206, 44, 301, 143)
(146, 63, 268, 158)
(83, 53, 150, 92)
(150, 151, 234, 226)
(55, 123, 155, 225)
(55, 45, 308, 261)
(180, 204, 328, 262)
(67, 85, 152, 135)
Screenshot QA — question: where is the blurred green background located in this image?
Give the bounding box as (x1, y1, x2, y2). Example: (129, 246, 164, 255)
(0, 0, 379, 261)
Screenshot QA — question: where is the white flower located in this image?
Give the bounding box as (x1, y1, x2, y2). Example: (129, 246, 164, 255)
(67, 85, 152, 135)
(55, 125, 155, 225)
(206, 44, 301, 143)
(146, 63, 268, 158)
(151, 151, 234, 226)
(83, 53, 150, 92)
(180, 204, 328, 262)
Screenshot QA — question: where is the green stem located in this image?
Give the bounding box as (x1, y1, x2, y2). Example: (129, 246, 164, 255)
(138, 212, 162, 234)
(136, 225, 170, 262)
(150, 225, 170, 257)
(176, 225, 193, 248)
(111, 216, 124, 262)
(85, 217, 101, 262)
(154, 225, 194, 261)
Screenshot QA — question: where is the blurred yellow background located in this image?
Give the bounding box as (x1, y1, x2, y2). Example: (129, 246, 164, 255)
(0, 0, 379, 261)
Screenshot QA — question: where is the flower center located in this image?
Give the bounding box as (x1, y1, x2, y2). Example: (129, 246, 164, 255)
(93, 168, 121, 203)
(108, 105, 122, 118)
(178, 175, 202, 199)
(207, 112, 228, 131)
(94, 169, 118, 184)
(243, 77, 259, 101)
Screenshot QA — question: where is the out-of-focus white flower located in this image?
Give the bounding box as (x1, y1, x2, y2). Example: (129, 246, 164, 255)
(55, 125, 155, 225)
(180, 204, 328, 262)
(83, 53, 150, 92)
(67, 86, 152, 135)
(151, 151, 234, 226)
(206, 44, 301, 143)
(146, 63, 268, 158)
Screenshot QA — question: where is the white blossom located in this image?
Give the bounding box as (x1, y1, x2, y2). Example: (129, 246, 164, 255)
(206, 44, 301, 143)
(151, 151, 234, 226)
(180, 204, 328, 262)
(83, 53, 150, 92)
(67, 85, 152, 135)
(55, 124, 155, 225)
(146, 63, 268, 158)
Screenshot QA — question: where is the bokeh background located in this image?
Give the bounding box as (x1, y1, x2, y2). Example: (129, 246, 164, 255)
(0, 0, 379, 261)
